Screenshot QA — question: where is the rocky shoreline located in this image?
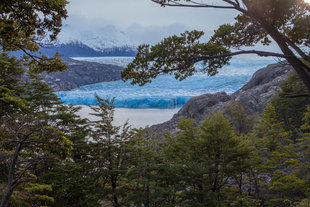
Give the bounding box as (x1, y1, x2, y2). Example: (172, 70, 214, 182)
(151, 62, 293, 133)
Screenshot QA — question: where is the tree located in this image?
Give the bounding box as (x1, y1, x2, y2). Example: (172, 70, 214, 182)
(40, 108, 101, 207)
(125, 129, 176, 207)
(163, 113, 252, 206)
(0, 0, 68, 73)
(88, 96, 133, 207)
(0, 70, 73, 207)
(250, 103, 310, 206)
(271, 72, 310, 131)
(121, 0, 310, 94)
(223, 101, 255, 135)
(0, 53, 26, 117)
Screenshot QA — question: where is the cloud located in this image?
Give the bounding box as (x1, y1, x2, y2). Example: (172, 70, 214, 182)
(66, 0, 238, 30)
(61, 0, 239, 46)
(126, 23, 194, 45)
(60, 15, 194, 46)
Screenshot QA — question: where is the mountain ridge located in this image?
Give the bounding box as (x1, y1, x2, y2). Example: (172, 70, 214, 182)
(40, 58, 124, 91)
(40, 41, 137, 58)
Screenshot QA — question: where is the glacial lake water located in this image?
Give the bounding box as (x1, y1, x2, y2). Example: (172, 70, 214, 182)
(76, 105, 180, 128)
(57, 56, 276, 108)
(59, 56, 277, 128)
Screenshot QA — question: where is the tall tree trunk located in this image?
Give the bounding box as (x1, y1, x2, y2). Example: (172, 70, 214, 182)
(0, 143, 22, 207)
(249, 11, 310, 95)
(0, 188, 14, 207)
(144, 184, 150, 207)
(111, 176, 119, 207)
(285, 58, 310, 94)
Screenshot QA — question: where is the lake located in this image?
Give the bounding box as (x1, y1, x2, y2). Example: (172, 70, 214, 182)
(59, 56, 276, 128)
(56, 56, 276, 108)
(76, 105, 180, 128)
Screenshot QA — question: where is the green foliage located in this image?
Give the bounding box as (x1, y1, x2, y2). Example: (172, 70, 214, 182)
(244, 0, 310, 46)
(88, 96, 134, 207)
(211, 0, 310, 48)
(0, 0, 68, 51)
(251, 103, 310, 206)
(271, 72, 310, 130)
(122, 0, 310, 94)
(125, 128, 176, 207)
(42, 162, 101, 207)
(162, 112, 252, 206)
(121, 30, 230, 86)
(36, 103, 98, 207)
(0, 0, 68, 73)
(295, 199, 310, 207)
(0, 53, 26, 117)
(255, 105, 292, 152)
(223, 101, 255, 135)
(0, 57, 74, 206)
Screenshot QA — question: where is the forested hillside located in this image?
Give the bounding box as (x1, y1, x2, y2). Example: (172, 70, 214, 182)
(1, 57, 310, 206)
(1, 0, 310, 206)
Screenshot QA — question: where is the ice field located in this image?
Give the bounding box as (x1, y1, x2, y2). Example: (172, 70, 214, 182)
(56, 56, 277, 109)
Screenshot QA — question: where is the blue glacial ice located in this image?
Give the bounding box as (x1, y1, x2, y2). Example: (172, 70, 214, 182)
(56, 57, 277, 108)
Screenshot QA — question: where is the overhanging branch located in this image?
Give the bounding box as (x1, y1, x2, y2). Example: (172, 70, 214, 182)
(15, 44, 43, 65)
(151, 0, 235, 9)
(196, 50, 288, 60)
(155, 50, 288, 63)
(284, 94, 310, 98)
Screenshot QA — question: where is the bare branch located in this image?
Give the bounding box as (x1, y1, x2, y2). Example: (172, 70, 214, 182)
(11, 162, 37, 189)
(284, 94, 310, 98)
(198, 50, 288, 59)
(283, 36, 310, 62)
(15, 44, 43, 65)
(151, 0, 236, 9)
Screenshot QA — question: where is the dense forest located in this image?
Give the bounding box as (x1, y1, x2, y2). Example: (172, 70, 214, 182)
(1, 57, 310, 206)
(1, 0, 310, 206)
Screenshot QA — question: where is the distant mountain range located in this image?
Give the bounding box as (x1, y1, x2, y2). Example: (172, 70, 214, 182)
(42, 24, 138, 57)
(40, 41, 137, 57)
(38, 22, 193, 58)
(11, 23, 193, 58)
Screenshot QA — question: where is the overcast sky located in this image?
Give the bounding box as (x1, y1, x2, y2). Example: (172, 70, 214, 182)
(66, 0, 237, 30)
(62, 0, 239, 45)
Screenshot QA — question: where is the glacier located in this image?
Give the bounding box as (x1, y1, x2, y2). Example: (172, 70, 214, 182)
(56, 57, 277, 108)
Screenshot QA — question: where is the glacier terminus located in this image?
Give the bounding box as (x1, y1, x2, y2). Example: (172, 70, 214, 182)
(55, 57, 276, 109)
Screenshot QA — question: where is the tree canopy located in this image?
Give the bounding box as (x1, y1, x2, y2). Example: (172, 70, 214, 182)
(121, 0, 310, 94)
(0, 0, 68, 73)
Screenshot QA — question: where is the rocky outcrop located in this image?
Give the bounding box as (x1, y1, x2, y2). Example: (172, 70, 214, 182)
(232, 62, 292, 114)
(40, 58, 124, 91)
(151, 62, 293, 134)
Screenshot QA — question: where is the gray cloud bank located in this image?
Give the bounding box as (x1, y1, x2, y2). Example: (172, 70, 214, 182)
(57, 0, 237, 47)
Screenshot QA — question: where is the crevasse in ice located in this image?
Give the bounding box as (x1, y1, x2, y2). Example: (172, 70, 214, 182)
(55, 57, 276, 108)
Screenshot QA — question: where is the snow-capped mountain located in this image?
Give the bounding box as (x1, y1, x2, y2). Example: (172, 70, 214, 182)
(38, 24, 138, 57)
(40, 41, 136, 58)
(38, 21, 194, 58)
(58, 24, 138, 51)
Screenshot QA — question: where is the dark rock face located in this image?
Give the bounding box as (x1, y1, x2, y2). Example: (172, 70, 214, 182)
(151, 92, 231, 133)
(232, 62, 293, 114)
(40, 58, 124, 91)
(151, 62, 293, 134)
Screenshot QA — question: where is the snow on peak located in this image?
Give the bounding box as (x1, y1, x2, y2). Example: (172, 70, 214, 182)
(57, 24, 138, 51)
